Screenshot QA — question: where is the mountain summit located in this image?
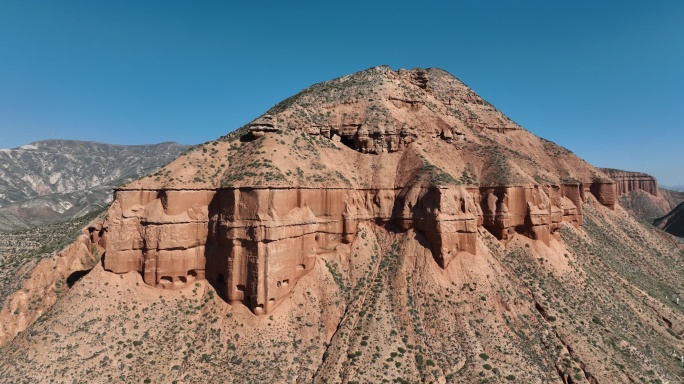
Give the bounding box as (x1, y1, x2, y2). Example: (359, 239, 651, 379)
(106, 66, 617, 314)
(2, 67, 683, 384)
(128, 66, 606, 190)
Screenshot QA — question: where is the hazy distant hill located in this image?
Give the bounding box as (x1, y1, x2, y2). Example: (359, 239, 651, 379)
(0, 140, 190, 230)
(662, 185, 684, 192)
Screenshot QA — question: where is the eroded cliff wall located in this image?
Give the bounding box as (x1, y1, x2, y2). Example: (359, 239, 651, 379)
(105, 182, 613, 314)
(601, 168, 659, 196)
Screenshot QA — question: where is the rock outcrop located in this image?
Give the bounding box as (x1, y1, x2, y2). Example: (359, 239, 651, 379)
(106, 181, 613, 314)
(105, 66, 617, 314)
(248, 114, 280, 138)
(599, 168, 684, 221)
(601, 168, 659, 196)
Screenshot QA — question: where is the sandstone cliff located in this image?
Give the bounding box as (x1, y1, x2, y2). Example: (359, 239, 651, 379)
(600, 168, 659, 196)
(600, 168, 684, 222)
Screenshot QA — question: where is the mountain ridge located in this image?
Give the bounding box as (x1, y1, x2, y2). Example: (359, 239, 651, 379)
(0, 139, 190, 230)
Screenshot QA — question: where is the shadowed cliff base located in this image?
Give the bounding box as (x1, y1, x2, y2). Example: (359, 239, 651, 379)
(66, 268, 92, 288)
(655, 202, 684, 238)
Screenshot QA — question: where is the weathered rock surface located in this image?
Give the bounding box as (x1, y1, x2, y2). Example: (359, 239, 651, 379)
(601, 168, 659, 196)
(107, 184, 598, 313)
(601, 168, 684, 223)
(105, 66, 617, 314)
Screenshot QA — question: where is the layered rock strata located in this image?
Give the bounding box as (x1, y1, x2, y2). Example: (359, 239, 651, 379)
(601, 168, 659, 196)
(105, 181, 612, 314)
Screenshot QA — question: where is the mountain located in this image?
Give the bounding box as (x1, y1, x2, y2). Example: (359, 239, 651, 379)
(1, 67, 683, 383)
(662, 185, 684, 193)
(0, 140, 190, 231)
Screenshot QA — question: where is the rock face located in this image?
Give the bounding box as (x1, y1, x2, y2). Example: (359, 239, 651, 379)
(600, 168, 684, 222)
(106, 182, 615, 314)
(601, 168, 659, 196)
(105, 187, 479, 313)
(105, 66, 617, 314)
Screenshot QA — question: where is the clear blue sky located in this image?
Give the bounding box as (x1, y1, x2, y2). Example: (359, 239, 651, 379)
(1, 1, 682, 185)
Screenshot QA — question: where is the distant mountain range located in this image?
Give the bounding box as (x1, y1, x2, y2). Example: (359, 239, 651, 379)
(0, 140, 190, 231)
(661, 185, 684, 192)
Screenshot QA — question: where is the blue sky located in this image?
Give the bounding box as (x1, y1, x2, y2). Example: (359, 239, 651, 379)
(1, 1, 682, 185)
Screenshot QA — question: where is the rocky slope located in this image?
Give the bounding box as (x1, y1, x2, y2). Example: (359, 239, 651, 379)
(655, 203, 684, 237)
(1, 66, 683, 383)
(0, 140, 189, 231)
(1, 196, 683, 383)
(0, 209, 106, 345)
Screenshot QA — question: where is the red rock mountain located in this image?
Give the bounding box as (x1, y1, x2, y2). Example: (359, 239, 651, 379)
(1, 67, 683, 384)
(105, 66, 617, 315)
